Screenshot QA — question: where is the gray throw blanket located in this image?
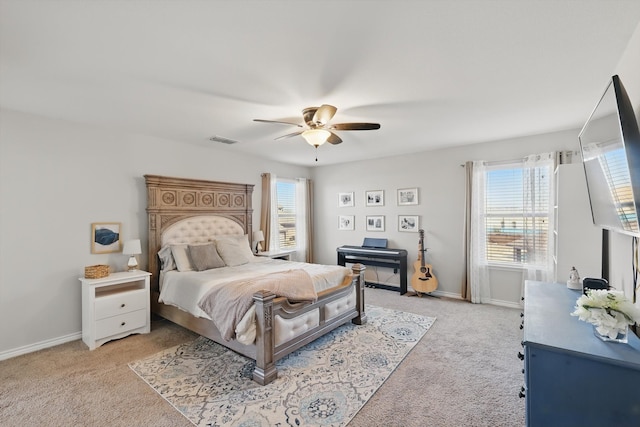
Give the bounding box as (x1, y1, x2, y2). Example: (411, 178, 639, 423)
(197, 269, 317, 341)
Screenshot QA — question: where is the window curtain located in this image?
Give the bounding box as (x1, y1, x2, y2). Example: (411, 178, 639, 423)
(260, 173, 276, 252)
(294, 178, 314, 263)
(462, 162, 472, 301)
(522, 152, 556, 284)
(465, 160, 491, 303)
(462, 162, 472, 300)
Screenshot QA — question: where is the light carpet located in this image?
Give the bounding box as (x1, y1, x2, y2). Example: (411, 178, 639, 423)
(129, 305, 435, 427)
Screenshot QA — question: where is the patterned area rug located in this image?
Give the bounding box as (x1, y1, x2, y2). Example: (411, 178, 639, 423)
(129, 305, 435, 426)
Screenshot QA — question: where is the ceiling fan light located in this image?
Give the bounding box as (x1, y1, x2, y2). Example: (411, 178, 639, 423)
(302, 129, 331, 147)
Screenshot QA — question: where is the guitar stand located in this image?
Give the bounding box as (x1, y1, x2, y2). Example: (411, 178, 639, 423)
(406, 291, 439, 298)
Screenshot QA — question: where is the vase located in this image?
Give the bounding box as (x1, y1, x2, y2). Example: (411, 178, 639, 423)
(593, 325, 628, 343)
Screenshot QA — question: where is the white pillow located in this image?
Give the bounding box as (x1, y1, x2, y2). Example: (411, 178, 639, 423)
(215, 235, 255, 267)
(158, 245, 176, 272)
(171, 244, 193, 272)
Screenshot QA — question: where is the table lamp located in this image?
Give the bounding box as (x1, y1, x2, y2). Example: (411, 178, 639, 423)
(122, 239, 142, 271)
(253, 230, 264, 253)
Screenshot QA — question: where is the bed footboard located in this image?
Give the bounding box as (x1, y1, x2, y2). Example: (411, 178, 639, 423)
(252, 263, 366, 385)
(150, 263, 366, 386)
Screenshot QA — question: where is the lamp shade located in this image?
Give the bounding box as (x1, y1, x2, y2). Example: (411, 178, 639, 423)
(301, 129, 330, 147)
(253, 230, 265, 242)
(122, 239, 142, 255)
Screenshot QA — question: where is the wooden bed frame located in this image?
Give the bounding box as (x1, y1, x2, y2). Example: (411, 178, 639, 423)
(145, 175, 367, 385)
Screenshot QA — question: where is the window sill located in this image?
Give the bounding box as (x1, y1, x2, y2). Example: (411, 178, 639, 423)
(487, 263, 525, 272)
(486, 262, 550, 272)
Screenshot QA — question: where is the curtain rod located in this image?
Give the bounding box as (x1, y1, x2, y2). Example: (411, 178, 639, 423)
(460, 150, 576, 168)
(460, 158, 516, 168)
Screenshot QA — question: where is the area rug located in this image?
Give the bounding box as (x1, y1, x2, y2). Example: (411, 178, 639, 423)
(129, 305, 435, 426)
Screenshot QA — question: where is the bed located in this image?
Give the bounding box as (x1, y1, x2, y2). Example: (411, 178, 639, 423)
(145, 175, 367, 385)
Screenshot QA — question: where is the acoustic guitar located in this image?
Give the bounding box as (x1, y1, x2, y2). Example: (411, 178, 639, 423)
(411, 229, 438, 295)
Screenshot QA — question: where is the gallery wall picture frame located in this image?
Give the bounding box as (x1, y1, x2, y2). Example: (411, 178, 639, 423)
(338, 192, 355, 207)
(365, 190, 384, 207)
(397, 187, 419, 206)
(398, 215, 419, 232)
(338, 215, 355, 231)
(366, 215, 385, 232)
(91, 222, 122, 254)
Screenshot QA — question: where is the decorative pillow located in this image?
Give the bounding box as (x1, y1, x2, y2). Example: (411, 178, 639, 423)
(171, 244, 193, 272)
(188, 243, 225, 271)
(215, 235, 255, 267)
(157, 245, 176, 272)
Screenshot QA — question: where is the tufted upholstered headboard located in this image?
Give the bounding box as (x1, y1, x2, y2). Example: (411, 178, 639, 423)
(145, 175, 254, 291)
(160, 215, 245, 247)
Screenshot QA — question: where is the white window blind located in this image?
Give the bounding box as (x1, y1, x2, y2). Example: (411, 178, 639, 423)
(276, 179, 297, 250)
(484, 162, 552, 265)
(599, 147, 638, 232)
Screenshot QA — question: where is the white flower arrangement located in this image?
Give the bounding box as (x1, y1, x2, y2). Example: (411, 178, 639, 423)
(571, 289, 640, 340)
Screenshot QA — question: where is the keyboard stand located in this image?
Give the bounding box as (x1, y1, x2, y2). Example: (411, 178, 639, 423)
(336, 245, 408, 294)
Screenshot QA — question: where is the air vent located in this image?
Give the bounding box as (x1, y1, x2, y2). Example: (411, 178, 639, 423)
(209, 135, 238, 145)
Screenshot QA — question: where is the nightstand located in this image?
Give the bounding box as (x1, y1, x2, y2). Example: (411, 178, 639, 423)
(256, 250, 294, 261)
(79, 270, 151, 350)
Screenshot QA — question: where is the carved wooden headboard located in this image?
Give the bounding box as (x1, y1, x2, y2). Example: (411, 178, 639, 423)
(144, 174, 254, 290)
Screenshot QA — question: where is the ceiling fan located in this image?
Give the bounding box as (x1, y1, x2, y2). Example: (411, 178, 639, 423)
(253, 104, 381, 150)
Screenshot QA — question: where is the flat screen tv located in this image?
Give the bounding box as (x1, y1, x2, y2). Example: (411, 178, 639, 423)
(579, 75, 640, 237)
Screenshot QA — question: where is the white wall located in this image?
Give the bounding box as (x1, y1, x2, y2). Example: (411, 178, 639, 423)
(0, 109, 309, 356)
(311, 128, 582, 306)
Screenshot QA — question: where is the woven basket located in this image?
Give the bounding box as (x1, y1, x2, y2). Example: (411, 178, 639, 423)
(85, 264, 109, 279)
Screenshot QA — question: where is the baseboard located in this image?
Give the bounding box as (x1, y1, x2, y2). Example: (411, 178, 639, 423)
(0, 331, 82, 361)
(429, 289, 463, 300)
(396, 287, 523, 310)
(485, 298, 523, 309)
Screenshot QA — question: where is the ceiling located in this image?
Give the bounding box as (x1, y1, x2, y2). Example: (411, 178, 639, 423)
(1, 1, 640, 167)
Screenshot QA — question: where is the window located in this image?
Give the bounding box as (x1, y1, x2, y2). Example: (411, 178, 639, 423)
(483, 160, 552, 266)
(468, 152, 556, 302)
(276, 179, 297, 250)
(262, 173, 311, 262)
(270, 176, 310, 260)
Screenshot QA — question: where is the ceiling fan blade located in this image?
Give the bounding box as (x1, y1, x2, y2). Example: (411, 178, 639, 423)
(327, 131, 342, 145)
(313, 104, 337, 125)
(253, 119, 303, 128)
(274, 130, 304, 140)
(330, 122, 381, 131)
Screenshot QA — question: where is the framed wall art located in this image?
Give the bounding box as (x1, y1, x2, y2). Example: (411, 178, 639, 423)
(398, 215, 419, 232)
(397, 188, 419, 205)
(338, 215, 355, 230)
(338, 192, 355, 207)
(366, 215, 385, 231)
(365, 190, 384, 207)
(91, 222, 122, 254)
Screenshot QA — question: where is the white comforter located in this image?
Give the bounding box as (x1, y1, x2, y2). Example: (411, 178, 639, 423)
(158, 257, 351, 343)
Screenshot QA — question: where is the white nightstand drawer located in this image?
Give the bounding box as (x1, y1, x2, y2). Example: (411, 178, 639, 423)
(94, 309, 147, 340)
(94, 288, 147, 320)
